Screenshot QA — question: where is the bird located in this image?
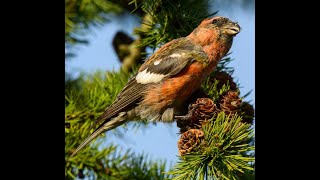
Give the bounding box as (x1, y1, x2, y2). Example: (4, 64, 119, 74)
(70, 16, 241, 157)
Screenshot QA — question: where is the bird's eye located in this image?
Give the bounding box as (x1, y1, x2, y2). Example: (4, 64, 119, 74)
(212, 19, 218, 24)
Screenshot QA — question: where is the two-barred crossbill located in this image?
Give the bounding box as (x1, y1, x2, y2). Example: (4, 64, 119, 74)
(71, 16, 241, 157)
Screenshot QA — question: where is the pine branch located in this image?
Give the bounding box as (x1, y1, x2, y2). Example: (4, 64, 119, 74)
(66, 145, 171, 179)
(65, 0, 124, 59)
(107, 153, 172, 179)
(215, 55, 235, 75)
(168, 112, 255, 180)
(65, 70, 132, 177)
(65, 0, 123, 36)
(200, 55, 236, 100)
(133, 0, 216, 49)
(114, 31, 147, 73)
(202, 79, 230, 103)
(65, 70, 136, 149)
(65, 70, 171, 179)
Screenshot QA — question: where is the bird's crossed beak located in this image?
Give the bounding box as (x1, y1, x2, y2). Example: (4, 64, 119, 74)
(224, 22, 241, 36)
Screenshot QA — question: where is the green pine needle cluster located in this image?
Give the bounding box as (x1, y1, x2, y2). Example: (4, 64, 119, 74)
(65, 70, 128, 178)
(201, 77, 231, 102)
(132, 0, 216, 49)
(215, 56, 235, 75)
(65, 0, 123, 58)
(168, 112, 255, 180)
(65, 0, 123, 41)
(65, 71, 131, 127)
(67, 146, 171, 179)
(107, 153, 172, 179)
(201, 57, 235, 100)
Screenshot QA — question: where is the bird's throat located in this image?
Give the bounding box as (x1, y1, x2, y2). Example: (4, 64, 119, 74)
(204, 37, 232, 65)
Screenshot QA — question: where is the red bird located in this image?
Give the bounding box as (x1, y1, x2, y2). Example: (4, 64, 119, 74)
(71, 16, 241, 157)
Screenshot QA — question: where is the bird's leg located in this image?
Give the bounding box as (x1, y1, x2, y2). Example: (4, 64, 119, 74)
(175, 104, 200, 133)
(175, 104, 199, 121)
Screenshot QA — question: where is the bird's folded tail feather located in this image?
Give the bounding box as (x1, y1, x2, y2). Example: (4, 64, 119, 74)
(70, 115, 128, 157)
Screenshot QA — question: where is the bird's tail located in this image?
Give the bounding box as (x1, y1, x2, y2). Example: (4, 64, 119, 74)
(70, 115, 128, 157)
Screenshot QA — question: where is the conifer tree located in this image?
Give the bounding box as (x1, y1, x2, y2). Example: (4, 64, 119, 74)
(65, 0, 255, 179)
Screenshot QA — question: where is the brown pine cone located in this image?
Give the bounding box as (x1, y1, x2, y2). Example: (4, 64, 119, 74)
(191, 98, 217, 122)
(211, 71, 237, 91)
(219, 91, 242, 117)
(240, 102, 255, 124)
(177, 98, 217, 133)
(178, 129, 205, 156)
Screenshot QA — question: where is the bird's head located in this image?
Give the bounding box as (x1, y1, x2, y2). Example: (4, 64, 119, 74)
(198, 16, 241, 37)
(188, 16, 241, 61)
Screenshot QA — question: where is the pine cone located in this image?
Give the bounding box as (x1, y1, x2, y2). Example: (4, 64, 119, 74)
(240, 102, 255, 124)
(184, 88, 210, 107)
(178, 129, 205, 156)
(219, 91, 242, 117)
(191, 98, 217, 122)
(211, 71, 237, 90)
(177, 98, 217, 133)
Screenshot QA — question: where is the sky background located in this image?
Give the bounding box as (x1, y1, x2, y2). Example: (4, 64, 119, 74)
(66, 1, 254, 171)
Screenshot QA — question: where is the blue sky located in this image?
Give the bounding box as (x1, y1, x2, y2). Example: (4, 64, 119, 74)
(66, 4, 254, 170)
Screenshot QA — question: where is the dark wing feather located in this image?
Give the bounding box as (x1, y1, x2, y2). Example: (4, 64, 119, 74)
(138, 38, 203, 77)
(146, 55, 193, 76)
(89, 77, 146, 130)
(71, 77, 146, 157)
(139, 37, 199, 71)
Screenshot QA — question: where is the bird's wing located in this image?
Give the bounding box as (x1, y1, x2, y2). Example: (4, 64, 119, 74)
(88, 77, 145, 130)
(90, 37, 200, 130)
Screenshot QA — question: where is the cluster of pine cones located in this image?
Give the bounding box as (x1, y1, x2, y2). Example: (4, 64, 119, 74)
(177, 71, 254, 156)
